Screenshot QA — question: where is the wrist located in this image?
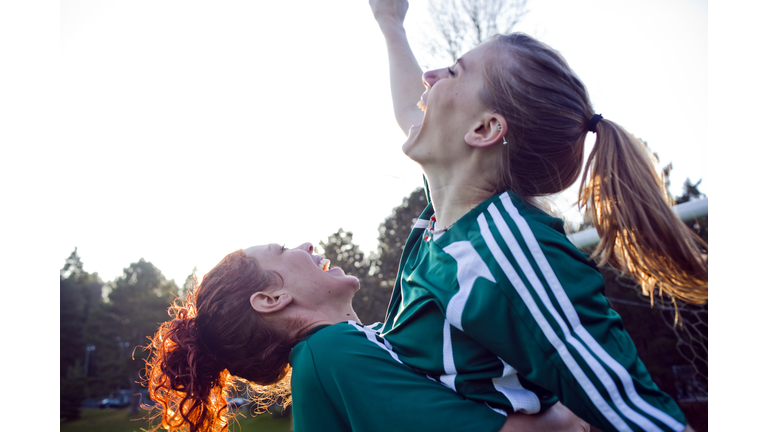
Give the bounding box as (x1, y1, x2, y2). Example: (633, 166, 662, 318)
(377, 19, 406, 38)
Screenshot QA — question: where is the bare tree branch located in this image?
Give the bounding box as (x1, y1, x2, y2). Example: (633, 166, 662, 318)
(422, 0, 529, 66)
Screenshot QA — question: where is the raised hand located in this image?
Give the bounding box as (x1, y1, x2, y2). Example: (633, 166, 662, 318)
(369, 0, 409, 28)
(368, 0, 424, 136)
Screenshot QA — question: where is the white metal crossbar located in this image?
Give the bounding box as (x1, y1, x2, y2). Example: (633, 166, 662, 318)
(567, 198, 709, 249)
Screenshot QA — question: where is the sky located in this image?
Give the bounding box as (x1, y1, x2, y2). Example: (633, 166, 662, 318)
(55, 0, 708, 286)
(4, 1, 767, 427)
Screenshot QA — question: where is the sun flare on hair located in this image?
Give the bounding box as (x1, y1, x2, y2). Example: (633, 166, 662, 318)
(143, 280, 296, 432)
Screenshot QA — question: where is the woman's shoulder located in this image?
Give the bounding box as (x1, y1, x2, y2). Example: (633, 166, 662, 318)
(290, 323, 352, 372)
(461, 191, 568, 237)
(451, 191, 595, 270)
(297, 321, 387, 358)
(295, 321, 355, 350)
(291, 321, 402, 376)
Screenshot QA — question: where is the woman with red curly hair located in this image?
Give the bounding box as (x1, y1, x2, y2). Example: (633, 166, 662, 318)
(145, 242, 589, 432)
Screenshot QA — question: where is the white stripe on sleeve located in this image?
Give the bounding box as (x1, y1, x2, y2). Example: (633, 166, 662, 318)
(440, 319, 458, 391)
(477, 212, 634, 432)
(497, 193, 685, 432)
(442, 240, 539, 412)
(443, 241, 496, 331)
(349, 321, 403, 364)
(492, 360, 542, 414)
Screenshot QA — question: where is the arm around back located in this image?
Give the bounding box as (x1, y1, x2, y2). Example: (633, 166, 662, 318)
(499, 402, 591, 432)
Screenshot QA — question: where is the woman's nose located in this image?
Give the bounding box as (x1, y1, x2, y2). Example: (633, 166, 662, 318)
(422, 68, 443, 88)
(294, 242, 314, 254)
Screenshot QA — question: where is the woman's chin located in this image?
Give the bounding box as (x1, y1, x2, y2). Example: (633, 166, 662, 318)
(401, 140, 413, 157)
(327, 267, 359, 285)
(401, 134, 421, 161)
(402, 142, 428, 167)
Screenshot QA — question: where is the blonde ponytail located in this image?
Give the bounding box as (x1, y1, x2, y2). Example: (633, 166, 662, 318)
(578, 119, 708, 305)
(483, 33, 707, 308)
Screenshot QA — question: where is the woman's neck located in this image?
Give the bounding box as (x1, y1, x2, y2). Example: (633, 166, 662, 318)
(425, 168, 496, 230)
(309, 302, 361, 328)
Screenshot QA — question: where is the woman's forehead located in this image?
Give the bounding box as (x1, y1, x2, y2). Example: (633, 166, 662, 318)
(459, 41, 499, 71)
(243, 244, 271, 258)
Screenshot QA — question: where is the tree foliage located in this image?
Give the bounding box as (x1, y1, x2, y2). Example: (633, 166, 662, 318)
(319, 229, 380, 324)
(181, 267, 198, 299)
(61, 361, 87, 421)
(371, 188, 427, 294)
(105, 259, 179, 414)
(319, 229, 370, 282)
(317, 189, 428, 324)
(60, 248, 104, 420)
(60, 250, 179, 420)
(423, 0, 529, 65)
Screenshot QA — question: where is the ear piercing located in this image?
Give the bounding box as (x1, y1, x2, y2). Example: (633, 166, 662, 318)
(496, 124, 507, 145)
(494, 112, 508, 145)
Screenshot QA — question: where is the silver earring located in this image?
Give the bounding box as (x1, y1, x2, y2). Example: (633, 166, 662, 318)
(493, 111, 506, 144)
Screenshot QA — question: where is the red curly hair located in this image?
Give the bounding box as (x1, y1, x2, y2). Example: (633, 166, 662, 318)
(143, 249, 301, 432)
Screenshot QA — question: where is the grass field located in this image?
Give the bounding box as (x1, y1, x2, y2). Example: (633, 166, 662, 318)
(60, 407, 293, 432)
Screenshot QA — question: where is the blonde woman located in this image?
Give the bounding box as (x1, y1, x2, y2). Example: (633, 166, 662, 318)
(370, 1, 706, 431)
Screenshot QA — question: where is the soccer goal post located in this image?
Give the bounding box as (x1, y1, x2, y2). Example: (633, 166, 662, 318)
(567, 198, 709, 249)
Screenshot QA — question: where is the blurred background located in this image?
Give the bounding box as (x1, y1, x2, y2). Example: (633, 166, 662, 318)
(53, 0, 712, 430)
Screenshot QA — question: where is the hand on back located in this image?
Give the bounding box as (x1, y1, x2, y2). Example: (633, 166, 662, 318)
(498, 403, 591, 432)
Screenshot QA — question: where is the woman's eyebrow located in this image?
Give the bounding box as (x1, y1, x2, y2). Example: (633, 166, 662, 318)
(456, 58, 466, 70)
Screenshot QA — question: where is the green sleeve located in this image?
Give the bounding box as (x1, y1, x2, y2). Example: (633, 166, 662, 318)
(290, 323, 507, 432)
(290, 341, 353, 432)
(461, 198, 688, 432)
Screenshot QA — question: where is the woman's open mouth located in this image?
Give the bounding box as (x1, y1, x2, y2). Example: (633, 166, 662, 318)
(313, 254, 331, 271)
(318, 258, 330, 271)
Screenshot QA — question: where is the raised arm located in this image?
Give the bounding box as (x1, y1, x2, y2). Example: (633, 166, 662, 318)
(369, 0, 426, 136)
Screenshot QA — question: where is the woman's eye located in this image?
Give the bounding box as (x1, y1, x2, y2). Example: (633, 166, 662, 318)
(448, 67, 456, 76)
(280, 244, 286, 252)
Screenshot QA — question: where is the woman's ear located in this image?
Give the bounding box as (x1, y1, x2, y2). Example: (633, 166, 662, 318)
(465, 112, 507, 148)
(250, 291, 293, 314)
